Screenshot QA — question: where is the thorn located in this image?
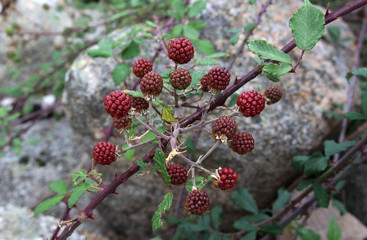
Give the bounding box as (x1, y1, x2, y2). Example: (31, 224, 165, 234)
(112, 191, 119, 195)
(325, 3, 330, 17)
(114, 169, 118, 179)
(88, 215, 96, 221)
(234, 76, 239, 85)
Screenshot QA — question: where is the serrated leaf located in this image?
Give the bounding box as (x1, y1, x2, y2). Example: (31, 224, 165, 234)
(123, 90, 145, 98)
(289, 0, 325, 51)
(121, 40, 140, 60)
(244, 23, 257, 31)
(136, 158, 148, 170)
(313, 182, 330, 208)
(263, 63, 292, 77)
(291, 155, 309, 172)
(346, 67, 367, 80)
(209, 232, 221, 240)
(112, 63, 130, 86)
(71, 169, 88, 186)
(49, 181, 68, 195)
(171, 0, 186, 20)
(273, 188, 291, 213)
(230, 34, 239, 45)
(248, 40, 292, 63)
(231, 187, 258, 214)
(183, 136, 196, 154)
(260, 223, 283, 234)
(343, 112, 365, 120)
(332, 199, 346, 216)
(327, 216, 341, 240)
(240, 231, 257, 240)
(26, 137, 41, 145)
(152, 192, 173, 232)
(165, 25, 183, 39)
(266, 74, 280, 82)
(298, 227, 321, 240)
(145, 20, 157, 28)
(68, 187, 86, 208)
(141, 131, 157, 142)
(162, 105, 178, 122)
(211, 206, 222, 229)
(192, 39, 215, 54)
(153, 149, 171, 185)
(87, 39, 114, 58)
(324, 140, 356, 158)
(188, 20, 207, 30)
(34, 195, 64, 216)
(233, 218, 257, 231)
(195, 59, 216, 65)
(304, 152, 328, 176)
(186, 176, 207, 192)
(207, 52, 231, 58)
(296, 179, 315, 191)
(228, 93, 239, 107)
(243, 213, 270, 224)
(189, 0, 206, 18)
(122, 144, 135, 161)
(183, 24, 199, 40)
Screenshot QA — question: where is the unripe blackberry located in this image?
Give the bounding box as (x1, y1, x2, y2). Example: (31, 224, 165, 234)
(230, 131, 254, 155)
(169, 68, 192, 90)
(166, 163, 188, 185)
(93, 142, 116, 165)
(185, 190, 210, 215)
(212, 116, 237, 141)
(237, 90, 265, 117)
(113, 116, 132, 132)
(133, 58, 153, 77)
(104, 90, 131, 118)
(208, 66, 231, 91)
(264, 85, 283, 104)
(200, 73, 209, 92)
(130, 96, 149, 112)
(140, 72, 163, 96)
(215, 167, 238, 190)
(168, 37, 194, 64)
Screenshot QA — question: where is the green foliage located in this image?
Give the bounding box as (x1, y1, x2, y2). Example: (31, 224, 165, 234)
(304, 152, 328, 176)
(123, 90, 145, 98)
(323, 140, 356, 158)
(297, 227, 321, 240)
(343, 112, 366, 120)
(233, 218, 257, 231)
(263, 63, 292, 77)
(136, 158, 148, 170)
(313, 181, 330, 208)
(153, 149, 171, 185)
(121, 39, 140, 60)
(122, 144, 135, 160)
(248, 40, 292, 64)
(112, 63, 130, 85)
(211, 206, 222, 229)
(244, 23, 257, 32)
(162, 105, 178, 122)
(273, 188, 291, 213)
(34, 195, 65, 216)
(189, 0, 207, 18)
(327, 216, 341, 240)
(183, 136, 196, 154)
(346, 67, 367, 80)
(240, 231, 257, 240)
(49, 181, 68, 195)
(87, 39, 114, 57)
(296, 179, 315, 190)
(231, 187, 259, 214)
(332, 199, 347, 216)
(186, 176, 208, 192)
(192, 39, 216, 54)
(259, 222, 283, 234)
(152, 193, 173, 231)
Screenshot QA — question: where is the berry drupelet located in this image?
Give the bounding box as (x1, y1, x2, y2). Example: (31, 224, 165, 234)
(166, 163, 188, 185)
(104, 90, 131, 118)
(212, 116, 237, 141)
(207, 66, 231, 92)
(133, 58, 153, 78)
(140, 72, 163, 97)
(168, 37, 195, 64)
(264, 85, 283, 104)
(216, 167, 238, 190)
(237, 90, 265, 117)
(169, 68, 192, 90)
(93, 142, 116, 165)
(230, 131, 254, 155)
(113, 116, 132, 132)
(185, 190, 210, 215)
(130, 96, 149, 112)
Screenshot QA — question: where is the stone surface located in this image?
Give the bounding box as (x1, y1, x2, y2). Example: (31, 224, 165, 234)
(62, 0, 356, 238)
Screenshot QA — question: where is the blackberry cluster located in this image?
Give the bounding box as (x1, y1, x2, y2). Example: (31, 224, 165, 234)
(130, 96, 149, 112)
(93, 142, 116, 165)
(133, 58, 153, 78)
(237, 90, 265, 117)
(212, 116, 237, 140)
(104, 90, 131, 118)
(216, 167, 238, 190)
(208, 66, 231, 91)
(166, 163, 188, 185)
(200, 73, 209, 92)
(168, 37, 194, 64)
(264, 85, 283, 104)
(185, 190, 210, 215)
(140, 72, 163, 96)
(113, 116, 132, 132)
(230, 132, 254, 155)
(169, 68, 192, 90)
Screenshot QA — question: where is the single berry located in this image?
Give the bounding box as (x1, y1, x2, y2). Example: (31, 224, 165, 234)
(207, 66, 231, 91)
(216, 167, 238, 190)
(200, 73, 210, 92)
(104, 90, 131, 118)
(133, 58, 153, 78)
(264, 85, 283, 104)
(130, 96, 149, 112)
(140, 72, 163, 96)
(113, 116, 132, 132)
(166, 163, 188, 185)
(212, 116, 237, 140)
(168, 37, 194, 64)
(185, 190, 210, 215)
(237, 90, 265, 117)
(230, 131, 254, 155)
(93, 142, 116, 165)
(169, 68, 192, 90)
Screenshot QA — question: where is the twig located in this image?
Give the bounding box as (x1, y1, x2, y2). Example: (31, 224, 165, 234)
(134, 116, 170, 140)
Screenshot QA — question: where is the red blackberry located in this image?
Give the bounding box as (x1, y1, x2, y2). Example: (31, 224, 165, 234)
(133, 58, 153, 78)
(237, 90, 265, 117)
(166, 163, 188, 185)
(212, 116, 237, 140)
(140, 72, 163, 96)
(130, 96, 149, 112)
(207, 67, 231, 91)
(230, 132, 254, 155)
(200, 73, 209, 92)
(169, 68, 192, 90)
(93, 142, 116, 165)
(113, 116, 132, 132)
(104, 90, 131, 118)
(264, 85, 283, 104)
(215, 167, 238, 190)
(168, 37, 194, 64)
(185, 190, 210, 215)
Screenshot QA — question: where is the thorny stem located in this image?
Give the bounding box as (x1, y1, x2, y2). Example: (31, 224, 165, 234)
(118, 137, 158, 154)
(291, 50, 305, 72)
(134, 116, 169, 140)
(197, 140, 220, 165)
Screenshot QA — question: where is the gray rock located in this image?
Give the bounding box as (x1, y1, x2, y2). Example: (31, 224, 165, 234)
(62, 0, 355, 238)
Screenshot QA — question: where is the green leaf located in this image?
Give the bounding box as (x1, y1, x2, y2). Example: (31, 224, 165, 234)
(230, 34, 239, 45)
(298, 227, 321, 240)
(211, 206, 222, 229)
(141, 131, 157, 142)
(109, 9, 131, 21)
(87, 39, 114, 58)
(26, 137, 41, 145)
(207, 52, 231, 58)
(145, 20, 157, 28)
(49, 181, 68, 195)
(162, 105, 178, 122)
(243, 213, 269, 223)
(195, 59, 216, 65)
(273, 188, 291, 213)
(343, 112, 366, 120)
(183, 136, 196, 154)
(263, 63, 292, 77)
(244, 23, 257, 32)
(34, 195, 64, 216)
(313, 182, 330, 208)
(361, 82, 367, 116)
(112, 63, 130, 86)
(249, 0, 256, 4)
(231, 187, 258, 214)
(209, 232, 221, 240)
(296, 179, 315, 191)
(188, 20, 207, 30)
(233, 218, 257, 231)
(121, 40, 140, 60)
(327, 27, 340, 42)
(171, 0, 186, 20)
(0, 106, 9, 118)
(335, 180, 346, 191)
(183, 24, 199, 40)
(260, 223, 283, 234)
(291, 155, 309, 172)
(332, 199, 346, 216)
(266, 74, 280, 82)
(71, 169, 88, 186)
(122, 144, 135, 161)
(346, 67, 367, 80)
(228, 93, 238, 107)
(68, 188, 85, 208)
(186, 176, 207, 192)
(136, 158, 148, 170)
(165, 24, 183, 39)
(324, 140, 357, 158)
(153, 149, 171, 185)
(189, 0, 206, 18)
(123, 90, 145, 98)
(304, 152, 328, 176)
(289, 0, 325, 51)
(192, 39, 215, 54)
(240, 231, 257, 240)
(323, 110, 342, 120)
(327, 216, 341, 240)
(152, 192, 173, 232)
(248, 40, 292, 64)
